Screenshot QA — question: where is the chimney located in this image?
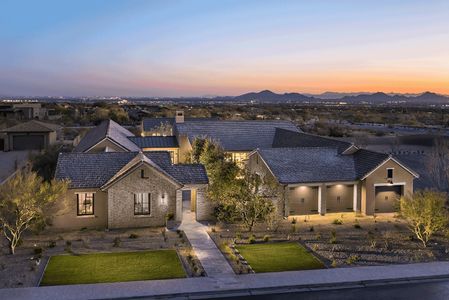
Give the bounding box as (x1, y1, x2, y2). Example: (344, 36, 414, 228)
(175, 110, 184, 123)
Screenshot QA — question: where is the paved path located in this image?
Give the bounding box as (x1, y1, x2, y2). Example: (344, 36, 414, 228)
(179, 210, 240, 288)
(2, 262, 449, 299)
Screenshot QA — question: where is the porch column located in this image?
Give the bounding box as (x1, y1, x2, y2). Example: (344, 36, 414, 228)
(318, 184, 326, 215)
(353, 184, 358, 212)
(175, 189, 183, 222)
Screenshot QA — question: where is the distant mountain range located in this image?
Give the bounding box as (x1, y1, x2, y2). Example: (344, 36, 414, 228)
(230, 90, 449, 105)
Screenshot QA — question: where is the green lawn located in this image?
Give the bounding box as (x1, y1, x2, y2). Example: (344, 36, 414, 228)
(236, 242, 325, 273)
(40, 250, 185, 286)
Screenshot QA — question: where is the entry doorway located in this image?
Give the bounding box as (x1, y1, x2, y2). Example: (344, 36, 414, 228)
(182, 189, 197, 213)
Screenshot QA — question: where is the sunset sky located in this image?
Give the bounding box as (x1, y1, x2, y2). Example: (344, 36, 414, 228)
(1, 0, 449, 97)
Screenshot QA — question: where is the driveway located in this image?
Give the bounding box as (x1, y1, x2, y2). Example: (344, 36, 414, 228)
(0, 151, 30, 183)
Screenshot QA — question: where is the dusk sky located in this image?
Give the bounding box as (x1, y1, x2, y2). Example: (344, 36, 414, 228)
(1, 0, 449, 97)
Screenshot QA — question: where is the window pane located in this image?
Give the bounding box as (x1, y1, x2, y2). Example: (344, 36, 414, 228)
(78, 193, 94, 215)
(134, 193, 150, 215)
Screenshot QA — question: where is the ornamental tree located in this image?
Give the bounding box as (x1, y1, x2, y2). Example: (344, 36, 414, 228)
(400, 190, 448, 247)
(0, 170, 68, 254)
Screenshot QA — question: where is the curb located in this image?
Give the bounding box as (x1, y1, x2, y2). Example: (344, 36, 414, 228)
(108, 274, 449, 299)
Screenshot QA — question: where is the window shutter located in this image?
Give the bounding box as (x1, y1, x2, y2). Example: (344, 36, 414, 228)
(148, 193, 151, 214)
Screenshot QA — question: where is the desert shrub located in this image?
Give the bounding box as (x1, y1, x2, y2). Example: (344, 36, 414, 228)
(291, 217, 297, 224)
(263, 235, 270, 242)
(291, 224, 297, 233)
(33, 246, 43, 256)
(129, 233, 139, 239)
(309, 226, 314, 232)
(354, 219, 362, 229)
(329, 230, 337, 244)
(346, 254, 359, 265)
(166, 213, 175, 221)
(331, 260, 338, 268)
(248, 234, 256, 244)
(236, 232, 242, 240)
(332, 219, 343, 225)
(113, 237, 121, 247)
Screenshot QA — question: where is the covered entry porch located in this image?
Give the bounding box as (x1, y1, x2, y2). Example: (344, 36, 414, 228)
(175, 184, 212, 222)
(286, 182, 360, 216)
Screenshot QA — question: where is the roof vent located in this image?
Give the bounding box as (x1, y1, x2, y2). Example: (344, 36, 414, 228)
(175, 111, 184, 123)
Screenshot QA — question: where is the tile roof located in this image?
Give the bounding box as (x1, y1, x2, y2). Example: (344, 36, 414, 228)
(128, 136, 179, 148)
(257, 147, 389, 184)
(55, 151, 207, 188)
(73, 119, 140, 152)
(175, 120, 300, 151)
(142, 117, 216, 132)
(272, 128, 352, 152)
(1, 120, 61, 133)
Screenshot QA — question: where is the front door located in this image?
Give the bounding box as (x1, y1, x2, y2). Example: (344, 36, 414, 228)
(182, 190, 191, 212)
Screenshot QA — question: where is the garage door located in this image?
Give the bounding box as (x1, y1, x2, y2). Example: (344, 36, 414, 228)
(13, 135, 45, 150)
(375, 185, 402, 213)
(326, 185, 353, 212)
(289, 187, 318, 215)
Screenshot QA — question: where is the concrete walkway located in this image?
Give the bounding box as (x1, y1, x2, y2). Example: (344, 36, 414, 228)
(179, 210, 240, 288)
(2, 262, 449, 299)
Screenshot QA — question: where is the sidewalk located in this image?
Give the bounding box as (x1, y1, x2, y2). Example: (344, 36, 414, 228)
(2, 262, 449, 300)
(179, 210, 240, 288)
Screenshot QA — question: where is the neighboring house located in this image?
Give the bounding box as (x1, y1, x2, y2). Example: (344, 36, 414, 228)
(1, 120, 61, 151)
(54, 151, 210, 229)
(73, 119, 140, 153)
(0, 103, 47, 120)
(247, 147, 418, 216)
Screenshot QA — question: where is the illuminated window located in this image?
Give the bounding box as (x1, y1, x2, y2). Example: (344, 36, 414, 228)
(134, 193, 150, 215)
(77, 193, 94, 216)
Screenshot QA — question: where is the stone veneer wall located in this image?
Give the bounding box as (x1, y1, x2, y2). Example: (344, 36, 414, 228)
(194, 185, 214, 221)
(107, 165, 179, 229)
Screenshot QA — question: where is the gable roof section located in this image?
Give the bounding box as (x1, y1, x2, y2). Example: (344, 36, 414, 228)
(258, 147, 357, 184)
(175, 120, 300, 151)
(1, 120, 61, 133)
(101, 152, 181, 189)
(256, 147, 416, 185)
(73, 119, 140, 152)
(128, 136, 179, 148)
(272, 128, 353, 152)
(55, 151, 207, 189)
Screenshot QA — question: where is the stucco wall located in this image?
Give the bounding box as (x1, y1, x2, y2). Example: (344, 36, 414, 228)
(177, 135, 192, 163)
(51, 188, 108, 229)
(362, 159, 414, 215)
(107, 165, 178, 229)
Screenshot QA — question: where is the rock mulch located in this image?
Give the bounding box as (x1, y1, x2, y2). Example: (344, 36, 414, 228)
(209, 214, 449, 273)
